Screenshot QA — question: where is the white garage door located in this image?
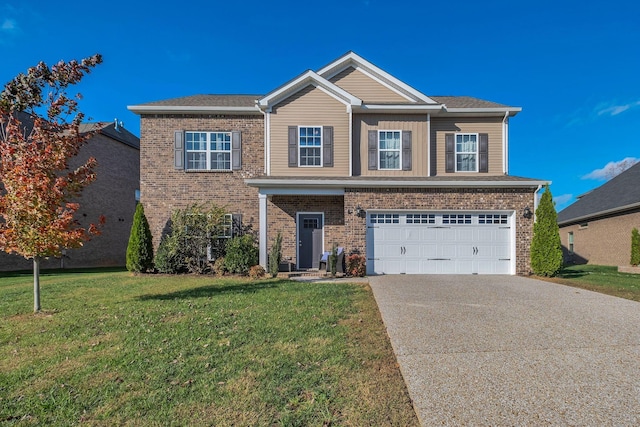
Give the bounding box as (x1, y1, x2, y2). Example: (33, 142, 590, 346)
(366, 212, 514, 275)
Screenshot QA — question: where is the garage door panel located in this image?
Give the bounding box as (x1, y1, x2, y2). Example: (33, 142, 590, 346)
(367, 212, 514, 275)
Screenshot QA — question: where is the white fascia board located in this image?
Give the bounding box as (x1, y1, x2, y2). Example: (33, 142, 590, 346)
(558, 201, 640, 227)
(245, 178, 550, 189)
(257, 70, 361, 110)
(443, 107, 522, 117)
(354, 104, 444, 113)
(316, 51, 436, 104)
(127, 105, 261, 115)
(257, 188, 345, 196)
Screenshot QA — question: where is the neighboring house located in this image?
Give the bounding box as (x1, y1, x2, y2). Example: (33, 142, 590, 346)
(0, 118, 140, 271)
(128, 52, 546, 275)
(558, 161, 640, 266)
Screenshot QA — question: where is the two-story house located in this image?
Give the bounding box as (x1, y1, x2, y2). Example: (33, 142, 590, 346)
(129, 52, 546, 275)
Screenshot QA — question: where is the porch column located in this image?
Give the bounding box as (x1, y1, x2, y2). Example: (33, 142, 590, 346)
(259, 193, 268, 268)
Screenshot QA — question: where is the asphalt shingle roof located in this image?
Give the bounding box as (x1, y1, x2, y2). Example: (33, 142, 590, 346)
(430, 96, 511, 109)
(557, 161, 640, 224)
(137, 94, 261, 108)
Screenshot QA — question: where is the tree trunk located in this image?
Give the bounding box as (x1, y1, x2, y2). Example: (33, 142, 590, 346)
(33, 257, 41, 312)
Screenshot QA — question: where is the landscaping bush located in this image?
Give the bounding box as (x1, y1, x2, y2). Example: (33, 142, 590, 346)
(249, 264, 266, 279)
(126, 203, 154, 273)
(530, 186, 563, 277)
(268, 232, 282, 278)
(212, 257, 226, 276)
(154, 233, 183, 274)
(346, 254, 366, 277)
(224, 234, 258, 275)
(631, 228, 640, 266)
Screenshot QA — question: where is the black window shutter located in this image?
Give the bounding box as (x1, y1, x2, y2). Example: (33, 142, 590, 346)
(368, 130, 378, 170)
(231, 131, 242, 170)
(288, 126, 298, 167)
(232, 213, 242, 237)
(445, 133, 455, 173)
(402, 131, 412, 171)
(174, 130, 184, 170)
(323, 126, 333, 167)
(479, 133, 488, 173)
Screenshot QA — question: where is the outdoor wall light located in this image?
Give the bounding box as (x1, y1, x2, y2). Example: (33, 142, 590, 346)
(348, 206, 365, 217)
(523, 206, 533, 219)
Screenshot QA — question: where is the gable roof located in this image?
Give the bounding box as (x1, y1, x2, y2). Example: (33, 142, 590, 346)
(257, 70, 362, 111)
(557, 161, 640, 225)
(80, 121, 140, 149)
(316, 51, 435, 104)
(128, 52, 521, 116)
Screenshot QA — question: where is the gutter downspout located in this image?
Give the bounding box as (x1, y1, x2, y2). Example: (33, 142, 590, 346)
(533, 184, 543, 220)
(502, 111, 509, 175)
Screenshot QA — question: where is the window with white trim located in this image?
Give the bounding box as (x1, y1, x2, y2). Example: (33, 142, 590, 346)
(379, 130, 401, 170)
(370, 213, 400, 224)
(185, 131, 231, 170)
(219, 214, 233, 238)
(299, 126, 322, 166)
(442, 214, 472, 224)
(568, 231, 574, 254)
(406, 214, 435, 224)
(456, 133, 478, 172)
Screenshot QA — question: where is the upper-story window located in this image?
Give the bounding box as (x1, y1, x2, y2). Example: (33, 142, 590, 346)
(379, 131, 402, 170)
(299, 126, 322, 166)
(185, 131, 231, 171)
(456, 133, 478, 172)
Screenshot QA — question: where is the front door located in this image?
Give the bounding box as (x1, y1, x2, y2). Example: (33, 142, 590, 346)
(297, 213, 323, 269)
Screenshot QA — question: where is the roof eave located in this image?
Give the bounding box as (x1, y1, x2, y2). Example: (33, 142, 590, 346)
(558, 201, 640, 226)
(127, 105, 262, 115)
(246, 178, 549, 189)
(440, 107, 522, 117)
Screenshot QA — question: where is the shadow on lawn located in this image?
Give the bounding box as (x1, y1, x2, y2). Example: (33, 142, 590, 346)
(136, 279, 290, 301)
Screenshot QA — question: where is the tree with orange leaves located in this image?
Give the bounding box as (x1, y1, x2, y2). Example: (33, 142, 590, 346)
(0, 54, 104, 312)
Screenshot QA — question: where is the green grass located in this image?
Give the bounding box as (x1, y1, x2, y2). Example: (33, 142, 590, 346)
(0, 270, 418, 426)
(546, 264, 640, 301)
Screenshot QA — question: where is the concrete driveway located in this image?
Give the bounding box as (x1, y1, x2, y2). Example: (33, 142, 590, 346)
(368, 275, 640, 426)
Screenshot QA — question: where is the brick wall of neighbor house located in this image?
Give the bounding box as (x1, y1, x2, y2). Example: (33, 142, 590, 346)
(344, 187, 537, 275)
(264, 188, 537, 274)
(0, 132, 140, 271)
(560, 210, 640, 266)
(140, 114, 264, 247)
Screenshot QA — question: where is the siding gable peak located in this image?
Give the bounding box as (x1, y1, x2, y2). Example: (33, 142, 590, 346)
(316, 51, 436, 105)
(257, 70, 361, 111)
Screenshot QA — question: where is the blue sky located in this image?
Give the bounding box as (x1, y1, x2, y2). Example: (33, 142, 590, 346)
(1, 0, 638, 211)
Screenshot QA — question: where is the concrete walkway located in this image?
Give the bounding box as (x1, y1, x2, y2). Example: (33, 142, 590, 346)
(368, 275, 640, 426)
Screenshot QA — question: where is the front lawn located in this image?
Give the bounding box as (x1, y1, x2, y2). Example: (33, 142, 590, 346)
(0, 270, 418, 426)
(545, 264, 640, 301)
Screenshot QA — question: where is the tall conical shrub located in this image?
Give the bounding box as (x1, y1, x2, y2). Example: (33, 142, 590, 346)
(126, 203, 154, 272)
(530, 186, 563, 276)
(631, 228, 640, 266)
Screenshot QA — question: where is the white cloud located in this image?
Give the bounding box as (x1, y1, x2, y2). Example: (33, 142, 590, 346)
(597, 100, 640, 117)
(582, 157, 639, 181)
(553, 193, 573, 209)
(1, 18, 16, 31)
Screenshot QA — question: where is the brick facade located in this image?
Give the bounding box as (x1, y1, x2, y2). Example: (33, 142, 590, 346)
(0, 130, 140, 271)
(139, 114, 264, 247)
(559, 209, 640, 266)
(263, 188, 537, 275)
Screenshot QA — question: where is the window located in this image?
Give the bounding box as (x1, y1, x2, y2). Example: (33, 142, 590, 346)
(219, 214, 233, 238)
(299, 126, 322, 166)
(379, 131, 401, 170)
(406, 214, 435, 224)
(568, 232, 574, 254)
(478, 214, 508, 224)
(442, 214, 472, 224)
(455, 133, 478, 172)
(370, 214, 399, 224)
(185, 131, 231, 170)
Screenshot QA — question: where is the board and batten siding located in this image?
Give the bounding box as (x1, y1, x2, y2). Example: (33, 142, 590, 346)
(430, 117, 504, 176)
(329, 68, 409, 104)
(353, 114, 429, 177)
(269, 85, 350, 176)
